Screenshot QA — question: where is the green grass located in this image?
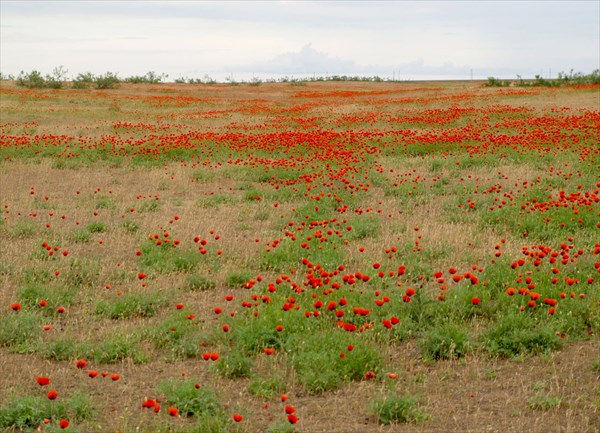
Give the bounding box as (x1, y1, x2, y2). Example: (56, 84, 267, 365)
(86, 221, 107, 233)
(95, 293, 165, 319)
(371, 393, 426, 424)
(224, 270, 255, 288)
(18, 271, 51, 290)
(0, 311, 41, 351)
(287, 331, 383, 394)
(482, 312, 564, 358)
(70, 228, 92, 243)
(0, 392, 95, 430)
(63, 259, 101, 289)
(157, 379, 223, 418)
(122, 220, 139, 233)
(196, 194, 237, 208)
(147, 312, 206, 359)
(92, 332, 149, 364)
(527, 394, 562, 411)
(419, 323, 472, 360)
(185, 274, 216, 291)
(43, 337, 91, 361)
(18, 283, 77, 310)
(214, 349, 255, 378)
(139, 241, 203, 274)
(95, 197, 116, 210)
(248, 374, 286, 399)
(9, 221, 37, 238)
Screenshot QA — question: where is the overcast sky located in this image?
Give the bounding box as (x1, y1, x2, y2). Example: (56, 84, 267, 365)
(1, 1, 598, 81)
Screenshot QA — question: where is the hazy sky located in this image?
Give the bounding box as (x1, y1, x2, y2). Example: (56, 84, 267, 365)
(1, 1, 598, 81)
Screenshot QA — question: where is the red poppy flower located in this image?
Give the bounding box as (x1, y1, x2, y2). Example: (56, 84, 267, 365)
(364, 371, 376, 380)
(142, 398, 157, 409)
(284, 405, 296, 414)
(288, 414, 299, 424)
(47, 390, 58, 400)
(110, 374, 120, 381)
(10, 303, 20, 311)
(233, 413, 243, 422)
(167, 407, 179, 417)
(471, 297, 481, 305)
(37, 376, 50, 386)
(75, 359, 87, 369)
(59, 419, 69, 429)
(87, 370, 98, 378)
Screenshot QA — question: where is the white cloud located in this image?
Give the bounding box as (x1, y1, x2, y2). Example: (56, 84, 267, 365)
(232, 44, 356, 75)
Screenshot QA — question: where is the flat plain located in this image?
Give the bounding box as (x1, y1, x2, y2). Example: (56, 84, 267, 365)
(0, 80, 598, 432)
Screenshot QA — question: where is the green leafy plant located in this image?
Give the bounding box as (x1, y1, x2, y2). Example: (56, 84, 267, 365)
(72, 72, 96, 89)
(15, 70, 46, 88)
(95, 72, 120, 89)
(122, 220, 139, 233)
(86, 221, 106, 233)
(527, 394, 562, 410)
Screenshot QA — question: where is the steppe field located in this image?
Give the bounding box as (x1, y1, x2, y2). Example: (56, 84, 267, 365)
(0, 80, 598, 433)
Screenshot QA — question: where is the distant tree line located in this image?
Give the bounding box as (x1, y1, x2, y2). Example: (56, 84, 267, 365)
(2, 66, 599, 89)
(0, 68, 396, 88)
(485, 69, 600, 87)
(0, 67, 168, 89)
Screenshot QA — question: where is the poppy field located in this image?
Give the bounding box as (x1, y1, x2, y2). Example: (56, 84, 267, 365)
(0, 80, 598, 432)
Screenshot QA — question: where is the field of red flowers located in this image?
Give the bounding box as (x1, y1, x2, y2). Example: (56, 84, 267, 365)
(0, 80, 598, 433)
